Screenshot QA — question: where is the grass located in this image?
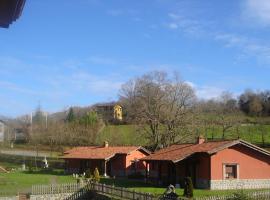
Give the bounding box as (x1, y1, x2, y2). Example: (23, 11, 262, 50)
(0, 170, 75, 196)
(97, 123, 270, 147)
(97, 125, 148, 146)
(100, 177, 268, 197)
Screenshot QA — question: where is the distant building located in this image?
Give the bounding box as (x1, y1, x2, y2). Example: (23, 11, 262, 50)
(0, 120, 5, 142)
(94, 102, 123, 122)
(113, 104, 123, 121)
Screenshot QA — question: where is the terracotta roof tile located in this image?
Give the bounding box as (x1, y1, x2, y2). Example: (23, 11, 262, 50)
(142, 140, 236, 162)
(62, 146, 142, 160)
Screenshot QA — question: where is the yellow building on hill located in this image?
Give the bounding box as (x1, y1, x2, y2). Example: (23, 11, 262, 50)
(113, 104, 122, 121)
(94, 102, 123, 122)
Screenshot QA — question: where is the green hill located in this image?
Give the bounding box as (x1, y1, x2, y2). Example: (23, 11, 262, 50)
(96, 124, 270, 148)
(96, 125, 148, 146)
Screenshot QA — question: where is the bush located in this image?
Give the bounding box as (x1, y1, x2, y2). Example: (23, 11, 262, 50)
(127, 172, 144, 179)
(85, 169, 91, 179)
(28, 160, 33, 172)
(93, 167, 100, 182)
(183, 177, 193, 198)
(227, 191, 251, 200)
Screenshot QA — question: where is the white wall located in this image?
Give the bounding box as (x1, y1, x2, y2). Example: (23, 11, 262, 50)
(0, 122, 4, 142)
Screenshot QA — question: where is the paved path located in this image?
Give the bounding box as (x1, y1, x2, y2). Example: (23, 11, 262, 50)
(0, 149, 51, 158)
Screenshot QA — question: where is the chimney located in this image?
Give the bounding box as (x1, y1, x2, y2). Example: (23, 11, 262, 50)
(197, 135, 205, 144)
(104, 141, 109, 148)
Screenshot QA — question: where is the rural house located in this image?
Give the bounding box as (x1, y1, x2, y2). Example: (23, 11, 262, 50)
(62, 141, 150, 177)
(142, 136, 270, 190)
(0, 120, 5, 142)
(94, 102, 123, 122)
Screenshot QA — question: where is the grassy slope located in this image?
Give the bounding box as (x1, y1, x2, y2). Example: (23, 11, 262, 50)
(0, 170, 75, 196)
(96, 125, 148, 146)
(96, 124, 270, 146)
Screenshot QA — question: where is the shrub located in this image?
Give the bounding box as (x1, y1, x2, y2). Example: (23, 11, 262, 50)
(227, 191, 251, 200)
(127, 172, 144, 179)
(85, 169, 91, 179)
(183, 177, 193, 198)
(28, 160, 33, 172)
(93, 167, 100, 182)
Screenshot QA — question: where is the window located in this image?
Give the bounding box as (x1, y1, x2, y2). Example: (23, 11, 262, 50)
(225, 164, 237, 179)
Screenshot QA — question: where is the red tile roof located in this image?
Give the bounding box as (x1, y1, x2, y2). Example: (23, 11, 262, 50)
(62, 146, 148, 160)
(141, 140, 241, 163)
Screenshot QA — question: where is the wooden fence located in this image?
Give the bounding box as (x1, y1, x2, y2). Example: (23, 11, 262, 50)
(31, 182, 270, 200)
(32, 182, 154, 200)
(32, 182, 86, 195)
(89, 182, 154, 200)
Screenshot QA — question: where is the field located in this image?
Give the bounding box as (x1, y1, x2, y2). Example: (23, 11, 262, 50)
(0, 171, 266, 198)
(0, 170, 75, 196)
(96, 124, 270, 147)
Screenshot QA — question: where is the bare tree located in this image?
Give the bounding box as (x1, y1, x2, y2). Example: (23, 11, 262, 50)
(119, 71, 196, 150)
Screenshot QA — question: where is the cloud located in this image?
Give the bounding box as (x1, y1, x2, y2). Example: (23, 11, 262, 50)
(107, 9, 123, 16)
(243, 0, 270, 26)
(214, 33, 270, 63)
(166, 13, 209, 37)
(166, 12, 270, 64)
(186, 81, 224, 99)
(0, 81, 41, 95)
(87, 56, 118, 65)
(0, 56, 127, 116)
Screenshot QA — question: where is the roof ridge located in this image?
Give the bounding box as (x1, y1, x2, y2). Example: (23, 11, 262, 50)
(152, 144, 194, 156)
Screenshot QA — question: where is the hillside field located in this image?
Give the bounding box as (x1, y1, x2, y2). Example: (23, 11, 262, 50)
(96, 124, 270, 147)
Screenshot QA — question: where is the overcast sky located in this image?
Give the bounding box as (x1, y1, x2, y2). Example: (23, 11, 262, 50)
(0, 0, 270, 117)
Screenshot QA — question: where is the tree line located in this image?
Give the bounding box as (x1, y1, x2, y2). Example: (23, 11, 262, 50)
(10, 70, 270, 151)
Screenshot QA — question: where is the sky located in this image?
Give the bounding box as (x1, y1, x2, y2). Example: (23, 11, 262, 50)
(0, 0, 270, 117)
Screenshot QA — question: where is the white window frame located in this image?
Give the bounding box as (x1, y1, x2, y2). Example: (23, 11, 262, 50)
(223, 163, 239, 180)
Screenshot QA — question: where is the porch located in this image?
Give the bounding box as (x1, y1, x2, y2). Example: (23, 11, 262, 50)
(145, 153, 210, 189)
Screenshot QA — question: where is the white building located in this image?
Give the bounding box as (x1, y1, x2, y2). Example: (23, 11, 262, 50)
(0, 120, 5, 142)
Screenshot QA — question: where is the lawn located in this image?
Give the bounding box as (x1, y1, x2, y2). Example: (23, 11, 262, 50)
(100, 177, 268, 198)
(0, 170, 75, 196)
(97, 124, 270, 147)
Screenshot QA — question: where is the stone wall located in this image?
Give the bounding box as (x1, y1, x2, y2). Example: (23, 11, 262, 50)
(210, 179, 270, 190)
(0, 196, 17, 200)
(30, 192, 113, 200)
(30, 193, 73, 200)
(196, 178, 210, 189)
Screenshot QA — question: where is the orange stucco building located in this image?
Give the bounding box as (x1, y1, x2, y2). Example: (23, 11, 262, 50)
(142, 137, 270, 190)
(62, 142, 150, 177)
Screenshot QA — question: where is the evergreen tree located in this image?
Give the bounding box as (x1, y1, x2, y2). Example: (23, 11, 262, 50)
(33, 103, 44, 125)
(183, 177, 193, 198)
(66, 107, 76, 123)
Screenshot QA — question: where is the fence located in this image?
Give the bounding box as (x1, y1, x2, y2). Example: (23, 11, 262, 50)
(32, 182, 86, 195)
(31, 182, 270, 200)
(32, 181, 154, 200)
(89, 182, 154, 200)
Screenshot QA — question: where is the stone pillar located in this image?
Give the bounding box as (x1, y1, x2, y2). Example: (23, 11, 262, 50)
(145, 162, 149, 179)
(104, 160, 107, 177)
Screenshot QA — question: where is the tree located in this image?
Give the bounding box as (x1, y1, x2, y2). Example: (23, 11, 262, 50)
(93, 167, 100, 182)
(249, 96, 263, 116)
(183, 177, 193, 198)
(119, 71, 196, 150)
(66, 107, 76, 123)
(32, 103, 44, 125)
